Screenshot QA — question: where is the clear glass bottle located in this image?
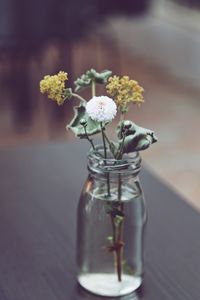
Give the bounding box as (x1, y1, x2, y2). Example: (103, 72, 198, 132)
(77, 146, 147, 297)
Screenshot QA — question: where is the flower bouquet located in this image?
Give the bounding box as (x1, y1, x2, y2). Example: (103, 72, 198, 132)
(40, 69, 157, 297)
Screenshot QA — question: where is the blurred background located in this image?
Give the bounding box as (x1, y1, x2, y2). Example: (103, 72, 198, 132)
(0, 0, 200, 209)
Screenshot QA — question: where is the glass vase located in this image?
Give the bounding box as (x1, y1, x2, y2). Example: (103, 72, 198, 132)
(77, 146, 147, 297)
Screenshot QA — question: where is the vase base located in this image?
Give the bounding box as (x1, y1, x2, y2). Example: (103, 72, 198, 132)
(78, 273, 142, 297)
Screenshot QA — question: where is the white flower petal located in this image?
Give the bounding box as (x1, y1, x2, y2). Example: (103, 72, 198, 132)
(86, 96, 117, 122)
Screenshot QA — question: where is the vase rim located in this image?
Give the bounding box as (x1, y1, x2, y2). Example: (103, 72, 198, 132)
(87, 144, 142, 175)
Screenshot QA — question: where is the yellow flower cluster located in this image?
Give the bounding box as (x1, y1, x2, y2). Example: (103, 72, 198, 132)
(40, 71, 68, 105)
(106, 75, 144, 113)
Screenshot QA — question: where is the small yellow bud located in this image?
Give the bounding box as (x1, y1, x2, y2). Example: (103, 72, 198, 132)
(106, 75, 144, 113)
(39, 71, 68, 105)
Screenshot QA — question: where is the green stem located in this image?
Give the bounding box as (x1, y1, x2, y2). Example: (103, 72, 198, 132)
(83, 127, 95, 150)
(118, 174, 122, 201)
(115, 125, 126, 282)
(116, 173, 124, 282)
(103, 132, 116, 158)
(109, 174, 124, 282)
(116, 130, 127, 160)
(91, 80, 96, 97)
(110, 215, 116, 244)
(71, 93, 87, 104)
(100, 123, 107, 159)
(100, 122, 110, 197)
(120, 113, 125, 122)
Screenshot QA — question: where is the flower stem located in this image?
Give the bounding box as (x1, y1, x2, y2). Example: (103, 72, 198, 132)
(100, 122, 110, 197)
(116, 173, 124, 282)
(83, 127, 95, 150)
(120, 113, 125, 122)
(71, 93, 87, 104)
(116, 130, 127, 160)
(100, 123, 107, 159)
(114, 124, 126, 281)
(109, 174, 124, 282)
(103, 132, 116, 158)
(92, 80, 96, 97)
(107, 156, 124, 282)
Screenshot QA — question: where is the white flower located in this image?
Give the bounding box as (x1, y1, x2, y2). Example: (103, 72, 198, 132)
(86, 96, 117, 122)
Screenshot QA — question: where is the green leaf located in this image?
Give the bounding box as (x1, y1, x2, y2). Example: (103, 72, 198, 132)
(67, 103, 101, 138)
(63, 88, 73, 99)
(74, 68, 112, 92)
(117, 121, 158, 153)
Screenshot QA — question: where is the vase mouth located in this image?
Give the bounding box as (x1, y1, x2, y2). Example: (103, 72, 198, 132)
(87, 144, 141, 175)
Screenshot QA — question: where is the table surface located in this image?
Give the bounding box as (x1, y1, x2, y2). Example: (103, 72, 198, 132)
(0, 142, 199, 300)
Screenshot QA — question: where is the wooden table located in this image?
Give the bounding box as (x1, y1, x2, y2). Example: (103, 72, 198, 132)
(0, 142, 199, 300)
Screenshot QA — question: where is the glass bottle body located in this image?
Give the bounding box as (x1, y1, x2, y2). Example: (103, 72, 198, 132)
(77, 150, 147, 297)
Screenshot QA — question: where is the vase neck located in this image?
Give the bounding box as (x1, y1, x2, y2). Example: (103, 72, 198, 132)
(87, 145, 142, 178)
